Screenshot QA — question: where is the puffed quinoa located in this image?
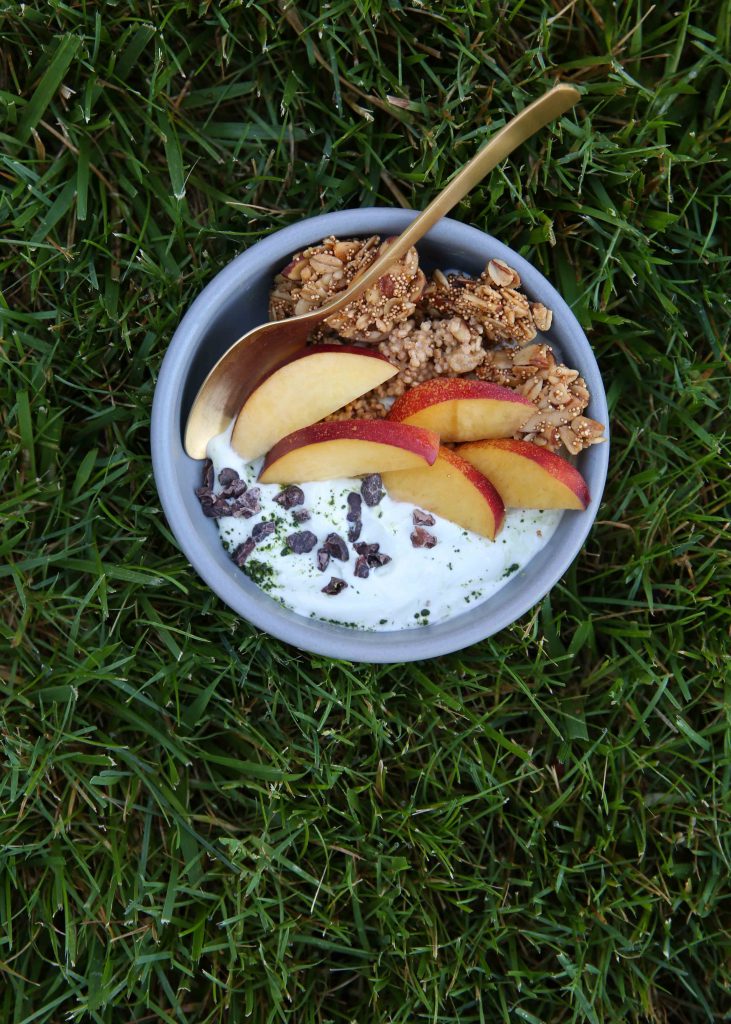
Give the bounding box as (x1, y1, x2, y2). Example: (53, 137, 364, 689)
(269, 235, 426, 342)
(476, 343, 606, 454)
(267, 237, 605, 453)
(375, 316, 486, 396)
(324, 395, 388, 421)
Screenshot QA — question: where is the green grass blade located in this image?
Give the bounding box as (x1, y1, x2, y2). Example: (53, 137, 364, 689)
(15, 35, 81, 143)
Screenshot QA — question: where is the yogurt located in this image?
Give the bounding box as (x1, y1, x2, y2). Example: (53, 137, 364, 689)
(206, 425, 562, 631)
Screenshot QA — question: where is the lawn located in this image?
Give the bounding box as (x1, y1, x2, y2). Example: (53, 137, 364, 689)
(1, 1, 730, 1021)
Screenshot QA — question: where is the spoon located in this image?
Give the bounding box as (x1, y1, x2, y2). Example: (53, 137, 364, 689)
(184, 83, 579, 458)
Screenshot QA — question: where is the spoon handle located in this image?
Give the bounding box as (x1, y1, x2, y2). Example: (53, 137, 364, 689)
(316, 83, 580, 317)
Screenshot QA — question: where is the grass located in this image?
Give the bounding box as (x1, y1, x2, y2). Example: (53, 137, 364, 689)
(1, 0, 729, 1020)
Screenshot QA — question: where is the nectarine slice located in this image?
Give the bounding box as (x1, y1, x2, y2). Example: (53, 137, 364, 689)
(259, 420, 439, 484)
(381, 446, 505, 540)
(231, 345, 398, 459)
(457, 439, 590, 510)
(387, 378, 534, 441)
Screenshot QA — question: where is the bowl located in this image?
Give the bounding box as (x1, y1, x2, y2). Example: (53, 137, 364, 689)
(151, 208, 609, 662)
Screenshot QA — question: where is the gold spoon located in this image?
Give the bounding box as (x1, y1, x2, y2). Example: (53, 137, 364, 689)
(184, 83, 579, 458)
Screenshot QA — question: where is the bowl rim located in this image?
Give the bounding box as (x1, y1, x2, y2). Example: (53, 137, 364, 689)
(151, 207, 609, 662)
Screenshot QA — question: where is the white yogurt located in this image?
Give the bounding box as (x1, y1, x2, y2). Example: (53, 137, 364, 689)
(207, 425, 562, 631)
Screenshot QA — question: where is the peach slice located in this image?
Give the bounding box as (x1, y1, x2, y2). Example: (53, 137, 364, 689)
(457, 439, 590, 510)
(381, 446, 505, 540)
(231, 345, 398, 459)
(387, 377, 534, 441)
(259, 420, 439, 484)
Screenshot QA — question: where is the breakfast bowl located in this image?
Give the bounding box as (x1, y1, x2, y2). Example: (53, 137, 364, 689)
(151, 208, 609, 663)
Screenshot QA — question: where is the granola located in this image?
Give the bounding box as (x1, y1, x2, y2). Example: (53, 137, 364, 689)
(267, 236, 606, 457)
(375, 316, 486, 396)
(476, 343, 605, 454)
(269, 234, 426, 342)
(422, 263, 551, 346)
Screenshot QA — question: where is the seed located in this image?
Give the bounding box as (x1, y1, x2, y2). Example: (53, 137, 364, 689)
(412, 508, 435, 527)
(287, 530, 318, 554)
(411, 527, 437, 548)
(252, 521, 276, 543)
(360, 474, 384, 507)
(232, 538, 256, 566)
(346, 492, 363, 521)
(322, 577, 348, 595)
(273, 485, 305, 509)
(322, 533, 349, 561)
(218, 467, 239, 487)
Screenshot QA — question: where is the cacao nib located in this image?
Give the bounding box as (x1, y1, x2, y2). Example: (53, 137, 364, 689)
(203, 499, 232, 518)
(413, 508, 436, 527)
(273, 485, 305, 509)
(322, 532, 349, 561)
(411, 526, 437, 548)
(195, 486, 215, 506)
(202, 459, 214, 491)
(321, 577, 348, 595)
(367, 551, 392, 568)
(316, 548, 330, 572)
(233, 487, 261, 518)
(347, 520, 362, 543)
(346, 492, 362, 521)
(287, 530, 318, 554)
(354, 541, 380, 557)
(353, 555, 370, 579)
(251, 520, 276, 543)
(292, 508, 311, 523)
(360, 474, 384, 507)
(218, 467, 239, 487)
(232, 538, 256, 566)
(354, 541, 390, 568)
(220, 479, 247, 499)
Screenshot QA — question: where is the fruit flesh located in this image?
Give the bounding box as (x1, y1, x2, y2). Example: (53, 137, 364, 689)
(382, 447, 504, 540)
(388, 378, 533, 441)
(399, 397, 533, 441)
(231, 347, 397, 459)
(261, 439, 440, 483)
(259, 421, 440, 484)
(457, 439, 590, 510)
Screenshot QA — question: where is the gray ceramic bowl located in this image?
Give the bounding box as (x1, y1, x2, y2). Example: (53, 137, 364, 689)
(151, 208, 609, 662)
